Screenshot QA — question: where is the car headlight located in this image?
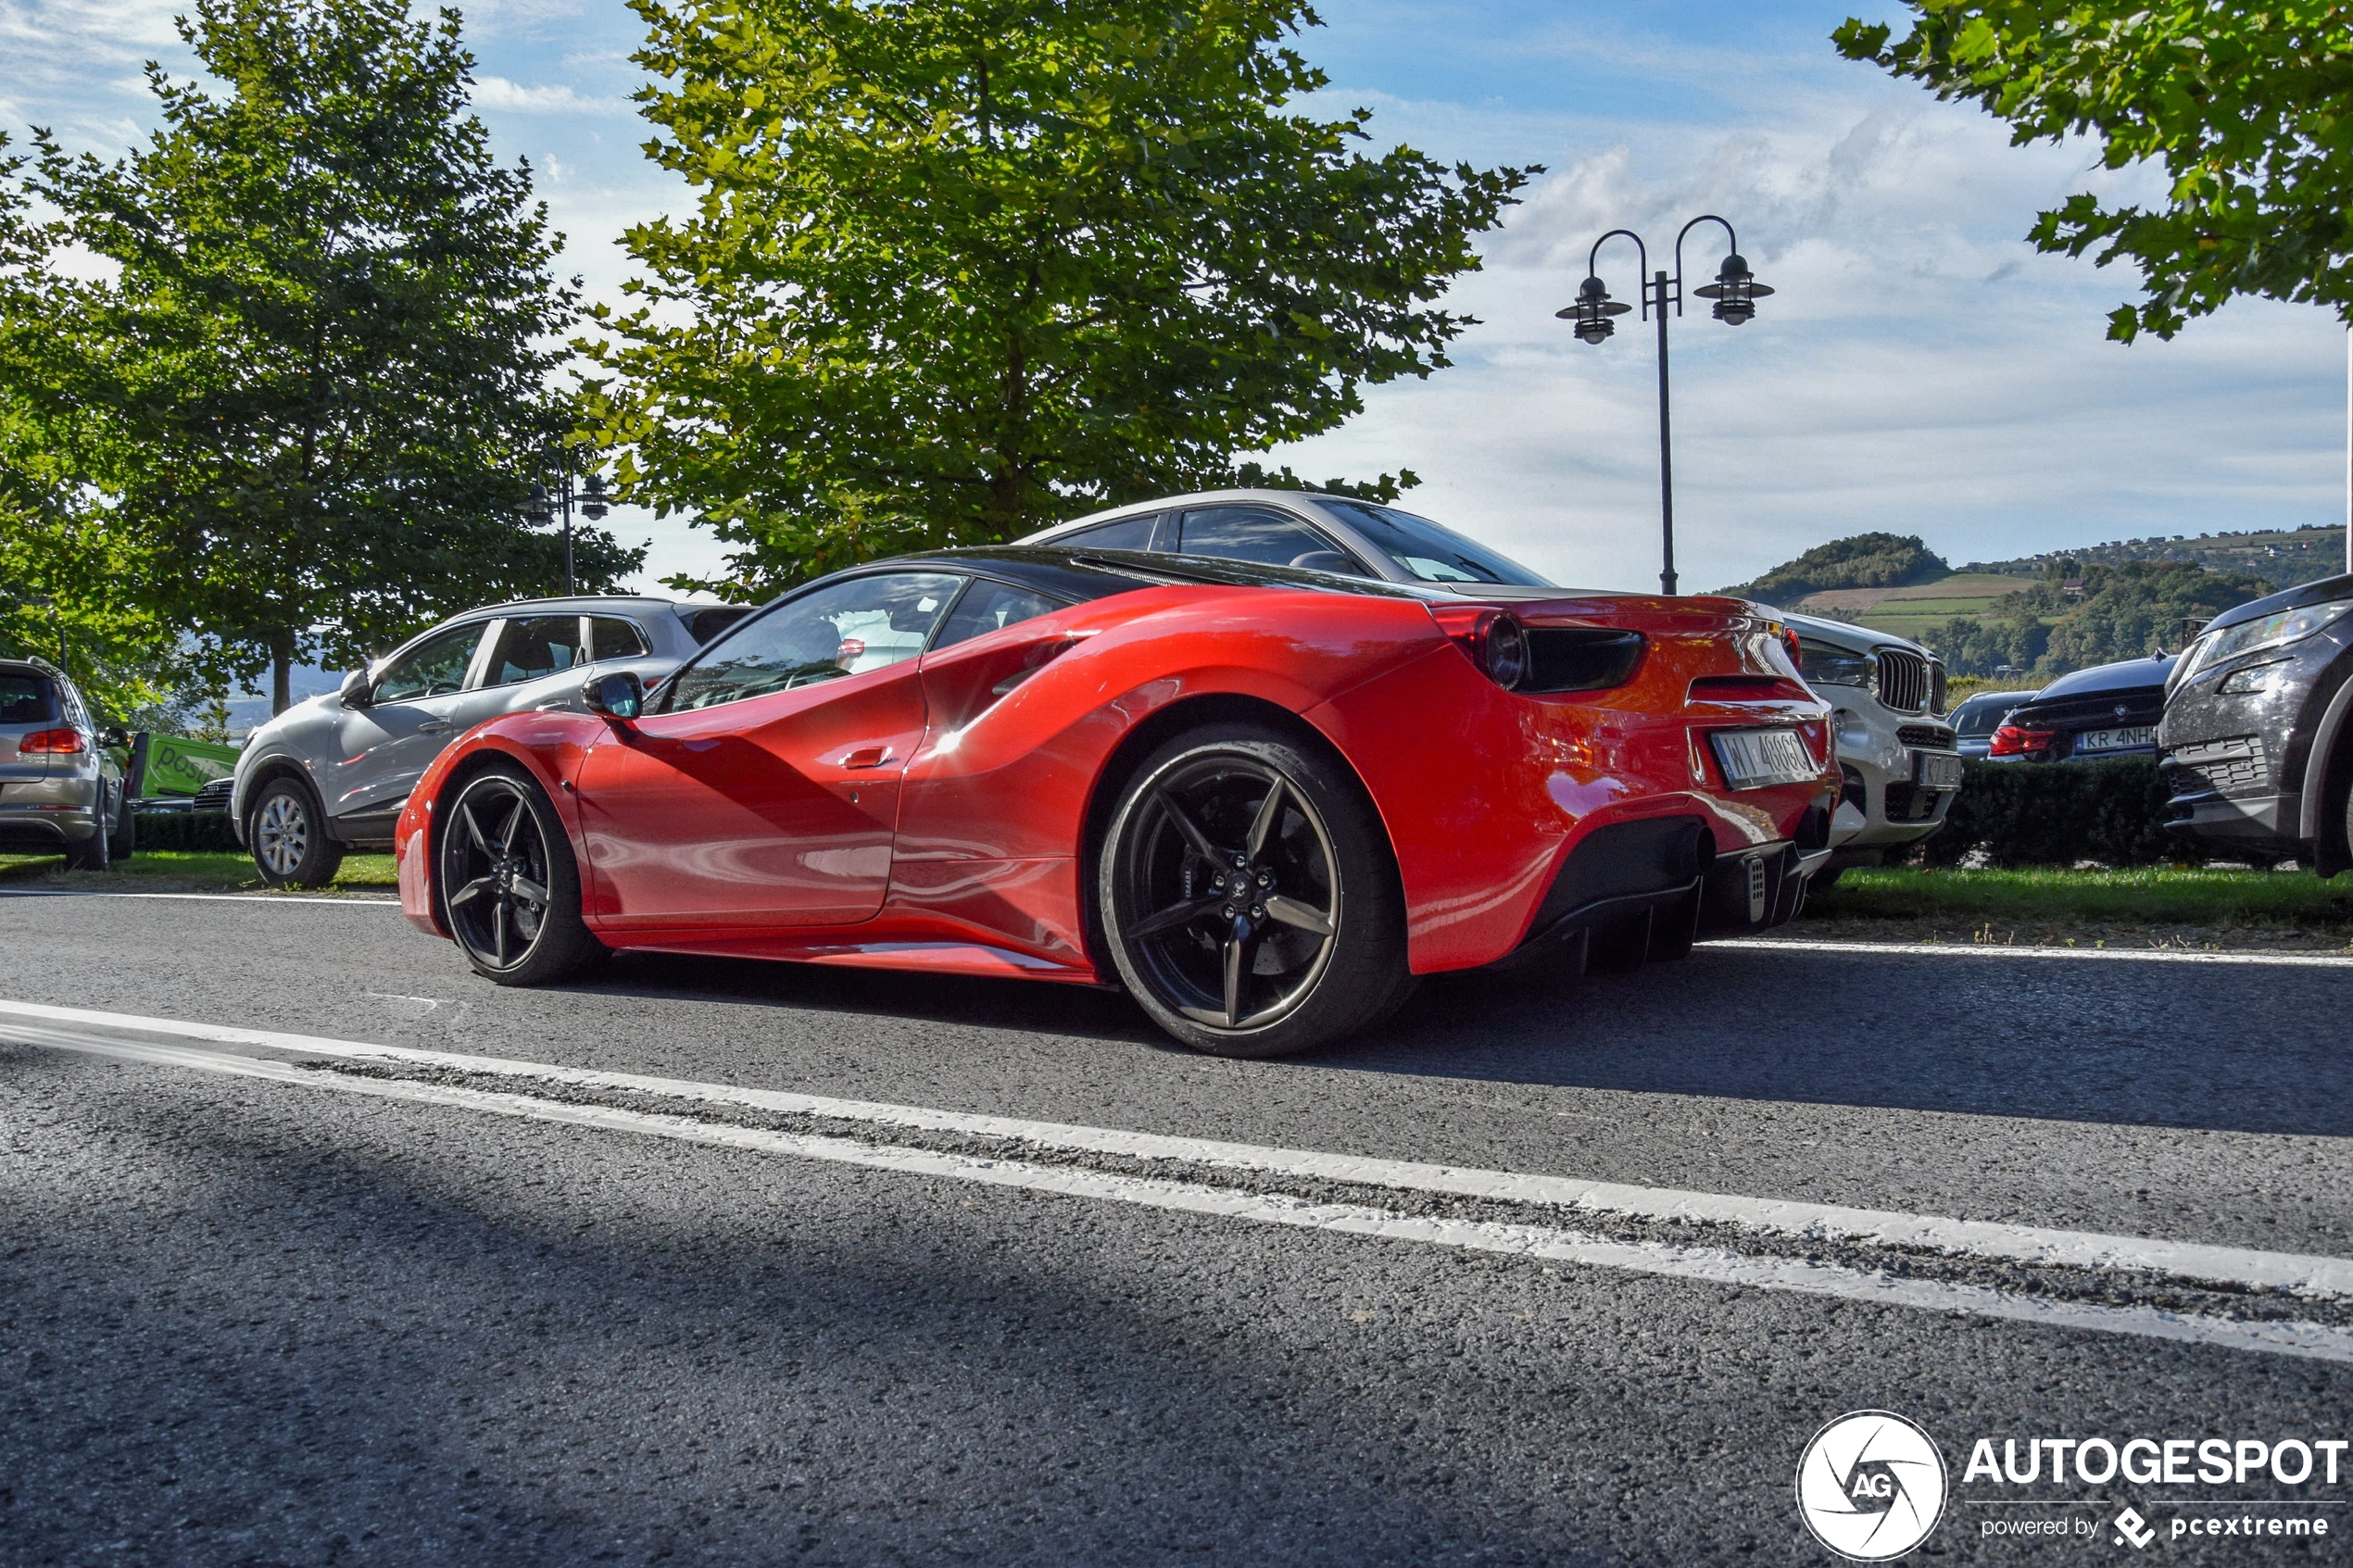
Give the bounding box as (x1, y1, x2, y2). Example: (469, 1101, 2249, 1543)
(2192, 596, 2353, 678)
(1798, 638, 1871, 688)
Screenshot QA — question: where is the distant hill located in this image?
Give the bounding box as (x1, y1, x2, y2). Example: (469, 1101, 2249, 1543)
(1966, 523, 2346, 584)
(1716, 533, 1949, 603)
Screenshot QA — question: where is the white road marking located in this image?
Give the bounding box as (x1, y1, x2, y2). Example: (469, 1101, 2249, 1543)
(6, 996, 2350, 1297)
(17, 1021, 2353, 1367)
(0, 889, 398, 905)
(1718, 936, 2353, 968)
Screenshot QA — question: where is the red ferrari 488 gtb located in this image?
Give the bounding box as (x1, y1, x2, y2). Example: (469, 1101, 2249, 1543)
(396, 517, 1837, 1056)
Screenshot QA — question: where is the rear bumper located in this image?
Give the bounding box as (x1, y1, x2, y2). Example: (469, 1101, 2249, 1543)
(1483, 813, 1831, 978)
(0, 779, 102, 850)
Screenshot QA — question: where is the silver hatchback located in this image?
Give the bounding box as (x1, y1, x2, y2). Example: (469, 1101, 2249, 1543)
(230, 596, 751, 886)
(0, 657, 130, 871)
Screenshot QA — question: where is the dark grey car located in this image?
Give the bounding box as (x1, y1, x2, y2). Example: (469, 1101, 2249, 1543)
(0, 657, 131, 871)
(2159, 572, 2353, 872)
(229, 596, 752, 886)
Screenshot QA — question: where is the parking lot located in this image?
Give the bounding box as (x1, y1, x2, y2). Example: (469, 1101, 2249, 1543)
(5, 888, 2349, 1565)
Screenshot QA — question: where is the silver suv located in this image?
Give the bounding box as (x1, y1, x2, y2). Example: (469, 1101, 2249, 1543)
(1782, 611, 1961, 873)
(230, 596, 752, 886)
(0, 657, 131, 871)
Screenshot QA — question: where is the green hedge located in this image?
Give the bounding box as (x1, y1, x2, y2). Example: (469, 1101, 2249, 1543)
(1920, 758, 2204, 868)
(130, 809, 243, 853)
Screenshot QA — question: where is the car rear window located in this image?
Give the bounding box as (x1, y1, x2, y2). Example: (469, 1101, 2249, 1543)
(0, 673, 59, 725)
(1315, 500, 1552, 586)
(682, 606, 755, 646)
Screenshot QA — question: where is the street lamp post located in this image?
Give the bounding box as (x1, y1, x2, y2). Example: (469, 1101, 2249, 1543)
(523, 469, 611, 596)
(1558, 215, 1772, 596)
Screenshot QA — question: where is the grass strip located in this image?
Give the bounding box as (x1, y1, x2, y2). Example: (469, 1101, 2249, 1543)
(1810, 866, 2353, 933)
(0, 849, 398, 892)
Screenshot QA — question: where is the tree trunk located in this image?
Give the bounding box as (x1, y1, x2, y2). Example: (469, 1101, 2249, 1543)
(271, 632, 295, 716)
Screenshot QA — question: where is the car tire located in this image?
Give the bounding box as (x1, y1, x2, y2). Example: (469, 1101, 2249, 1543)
(108, 790, 136, 861)
(1812, 866, 1844, 890)
(248, 777, 346, 888)
(437, 765, 605, 986)
(1099, 722, 1412, 1058)
(63, 817, 110, 872)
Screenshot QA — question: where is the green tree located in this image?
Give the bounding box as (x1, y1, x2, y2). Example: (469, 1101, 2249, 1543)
(0, 136, 195, 727)
(35, 0, 640, 713)
(1717, 532, 1951, 601)
(1834, 3, 2353, 341)
(585, 0, 1532, 595)
(1920, 558, 2268, 676)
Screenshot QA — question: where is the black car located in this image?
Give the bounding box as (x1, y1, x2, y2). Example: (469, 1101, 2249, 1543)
(1989, 655, 2176, 763)
(2159, 571, 2353, 872)
(1947, 687, 2038, 759)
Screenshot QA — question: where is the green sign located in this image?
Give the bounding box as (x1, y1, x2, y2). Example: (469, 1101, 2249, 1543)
(139, 734, 242, 797)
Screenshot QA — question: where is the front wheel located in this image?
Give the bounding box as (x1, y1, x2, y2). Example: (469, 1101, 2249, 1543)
(1099, 724, 1412, 1058)
(249, 779, 345, 888)
(438, 766, 605, 986)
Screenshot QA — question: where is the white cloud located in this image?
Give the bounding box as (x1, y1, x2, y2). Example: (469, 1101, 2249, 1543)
(1263, 82, 2348, 595)
(471, 75, 628, 117)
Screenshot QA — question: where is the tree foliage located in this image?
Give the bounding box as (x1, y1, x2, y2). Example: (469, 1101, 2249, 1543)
(1834, 3, 2353, 341)
(1717, 532, 1950, 602)
(33, 0, 638, 712)
(1922, 558, 2271, 675)
(585, 0, 1532, 595)
(0, 137, 195, 727)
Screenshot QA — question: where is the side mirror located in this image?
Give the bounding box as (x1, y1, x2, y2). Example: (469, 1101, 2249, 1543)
(584, 670, 645, 722)
(340, 668, 374, 708)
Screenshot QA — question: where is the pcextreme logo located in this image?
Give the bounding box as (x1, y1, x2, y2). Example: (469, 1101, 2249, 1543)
(1796, 1411, 1950, 1562)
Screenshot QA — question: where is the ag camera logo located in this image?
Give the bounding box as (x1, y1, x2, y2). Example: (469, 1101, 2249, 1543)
(1796, 1411, 1949, 1561)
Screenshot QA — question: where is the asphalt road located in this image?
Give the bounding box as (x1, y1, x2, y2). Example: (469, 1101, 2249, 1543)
(3, 890, 2349, 1566)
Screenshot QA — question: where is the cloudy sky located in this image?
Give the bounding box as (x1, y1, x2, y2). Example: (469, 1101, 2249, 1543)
(6, 0, 2347, 596)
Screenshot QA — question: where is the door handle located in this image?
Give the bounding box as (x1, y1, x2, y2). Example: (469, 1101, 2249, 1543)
(418, 721, 453, 734)
(842, 746, 889, 769)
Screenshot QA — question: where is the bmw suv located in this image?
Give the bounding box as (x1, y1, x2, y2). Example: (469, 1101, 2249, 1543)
(0, 657, 131, 871)
(1783, 613, 1959, 873)
(230, 596, 752, 887)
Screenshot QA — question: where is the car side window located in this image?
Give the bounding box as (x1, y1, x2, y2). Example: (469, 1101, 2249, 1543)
(485, 615, 588, 686)
(589, 617, 650, 659)
(1175, 506, 1361, 571)
(662, 572, 964, 712)
(1060, 514, 1161, 551)
(373, 624, 487, 704)
(931, 579, 1063, 652)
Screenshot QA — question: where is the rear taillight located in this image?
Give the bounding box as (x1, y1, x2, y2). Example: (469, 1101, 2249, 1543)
(19, 727, 84, 754)
(1987, 724, 2054, 758)
(1429, 607, 1529, 691)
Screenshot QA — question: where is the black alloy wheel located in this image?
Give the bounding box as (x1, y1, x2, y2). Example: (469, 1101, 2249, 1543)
(1101, 725, 1411, 1058)
(438, 768, 603, 985)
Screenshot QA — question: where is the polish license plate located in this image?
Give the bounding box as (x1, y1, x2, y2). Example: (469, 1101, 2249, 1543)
(1709, 728, 1817, 790)
(2076, 726, 2155, 754)
(1913, 750, 1964, 790)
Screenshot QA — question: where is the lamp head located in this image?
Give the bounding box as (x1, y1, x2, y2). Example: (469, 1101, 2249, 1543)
(580, 471, 610, 522)
(1693, 251, 1774, 325)
(1555, 275, 1633, 345)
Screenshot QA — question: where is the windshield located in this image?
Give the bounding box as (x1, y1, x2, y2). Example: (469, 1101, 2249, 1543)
(1315, 501, 1553, 587)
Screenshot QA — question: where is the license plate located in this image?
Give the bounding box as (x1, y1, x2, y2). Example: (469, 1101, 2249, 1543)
(2076, 726, 2155, 754)
(1709, 728, 1817, 790)
(1913, 750, 1964, 789)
